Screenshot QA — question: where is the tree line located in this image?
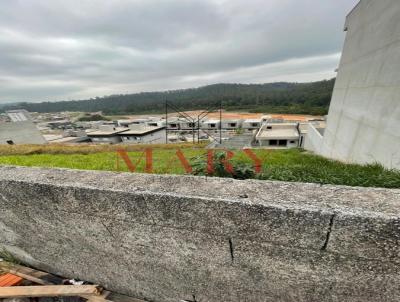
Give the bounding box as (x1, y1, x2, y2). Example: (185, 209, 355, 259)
(1, 78, 335, 115)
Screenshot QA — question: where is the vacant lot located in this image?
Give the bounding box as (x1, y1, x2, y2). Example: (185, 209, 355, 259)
(0, 144, 398, 188)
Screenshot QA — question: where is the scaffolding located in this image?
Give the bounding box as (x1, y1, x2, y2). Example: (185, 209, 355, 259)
(165, 100, 223, 144)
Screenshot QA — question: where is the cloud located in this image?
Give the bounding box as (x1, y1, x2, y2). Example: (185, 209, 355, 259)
(0, 0, 359, 103)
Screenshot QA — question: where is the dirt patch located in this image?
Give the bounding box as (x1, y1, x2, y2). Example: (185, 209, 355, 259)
(113, 111, 322, 122)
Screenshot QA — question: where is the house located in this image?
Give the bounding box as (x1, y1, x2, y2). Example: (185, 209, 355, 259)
(46, 119, 72, 130)
(201, 120, 220, 131)
(242, 119, 261, 132)
(166, 118, 181, 131)
(298, 123, 309, 148)
(260, 115, 272, 124)
(117, 118, 156, 128)
(74, 121, 102, 129)
(118, 125, 166, 144)
(179, 120, 199, 130)
(261, 115, 286, 124)
(87, 125, 128, 144)
(146, 119, 166, 128)
(255, 123, 299, 148)
(117, 119, 135, 127)
(130, 118, 150, 125)
(167, 134, 180, 143)
(221, 119, 242, 130)
(0, 121, 46, 145)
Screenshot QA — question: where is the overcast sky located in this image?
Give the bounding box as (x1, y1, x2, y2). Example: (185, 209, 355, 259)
(0, 0, 359, 103)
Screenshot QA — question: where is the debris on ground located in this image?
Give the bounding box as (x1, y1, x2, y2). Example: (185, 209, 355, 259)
(0, 260, 145, 302)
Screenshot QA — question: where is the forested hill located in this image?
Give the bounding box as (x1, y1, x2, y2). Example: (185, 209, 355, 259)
(1, 79, 335, 115)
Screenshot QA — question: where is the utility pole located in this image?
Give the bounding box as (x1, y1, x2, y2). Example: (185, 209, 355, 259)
(219, 101, 222, 144)
(165, 100, 168, 144)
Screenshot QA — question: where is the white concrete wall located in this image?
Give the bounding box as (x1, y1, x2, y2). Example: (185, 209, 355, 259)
(304, 123, 324, 154)
(0, 121, 46, 144)
(321, 0, 400, 169)
(90, 136, 122, 144)
(287, 139, 299, 148)
(121, 129, 166, 144)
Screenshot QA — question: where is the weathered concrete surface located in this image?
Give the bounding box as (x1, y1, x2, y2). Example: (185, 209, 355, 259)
(318, 0, 400, 169)
(0, 121, 46, 145)
(0, 166, 399, 302)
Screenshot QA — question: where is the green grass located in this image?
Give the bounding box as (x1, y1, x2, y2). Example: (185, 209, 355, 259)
(0, 146, 398, 188)
(0, 249, 21, 265)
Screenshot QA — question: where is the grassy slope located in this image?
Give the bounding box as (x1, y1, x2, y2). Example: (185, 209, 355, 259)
(0, 145, 398, 188)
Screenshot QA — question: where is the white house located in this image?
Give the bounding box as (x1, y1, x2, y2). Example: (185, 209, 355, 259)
(118, 125, 166, 144)
(179, 120, 199, 130)
(87, 125, 127, 144)
(221, 119, 242, 130)
(130, 118, 150, 125)
(146, 119, 166, 128)
(242, 119, 261, 132)
(255, 123, 299, 148)
(260, 115, 272, 124)
(166, 118, 181, 131)
(117, 119, 134, 127)
(201, 120, 220, 131)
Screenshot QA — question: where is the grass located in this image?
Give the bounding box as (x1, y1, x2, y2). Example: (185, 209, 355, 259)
(0, 249, 20, 264)
(0, 143, 206, 155)
(0, 145, 398, 188)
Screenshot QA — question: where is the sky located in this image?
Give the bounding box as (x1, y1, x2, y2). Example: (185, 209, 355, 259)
(0, 0, 359, 103)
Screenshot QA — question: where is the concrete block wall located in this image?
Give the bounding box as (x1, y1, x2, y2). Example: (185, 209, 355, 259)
(0, 166, 399, 301)
(320, 0, 400, 169)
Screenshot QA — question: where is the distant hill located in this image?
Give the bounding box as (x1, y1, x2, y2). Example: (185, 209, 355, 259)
(1, 79, 335, 115)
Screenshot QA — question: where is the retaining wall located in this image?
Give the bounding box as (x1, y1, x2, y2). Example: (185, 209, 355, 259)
(0, 166, 399, 301)
(304, 123, 324, 154)
(320, 0, 400, 169)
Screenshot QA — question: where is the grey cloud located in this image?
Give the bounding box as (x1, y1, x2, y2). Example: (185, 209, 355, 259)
(0, 0, 228, 50)
(0, 0, 359, 103)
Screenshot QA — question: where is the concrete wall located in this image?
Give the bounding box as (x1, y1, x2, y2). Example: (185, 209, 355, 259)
(321, 0, 400, 169)
(0, 166, 399, 301)
(304, 123, 324, 153)
(120, 129, 167, 144)
(0, 121, 46, 144)
(90, 135, 122, 144)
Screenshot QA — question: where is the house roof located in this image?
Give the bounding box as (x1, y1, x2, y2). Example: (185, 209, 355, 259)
(48, 136, 90, 143)
(118, 126, 165, 136)
(222, 119, 241, 123)
(203, 120, 220, 124)
(243, 119, 261, 123)
(87, 127, 128, 137)
(257, 128, 299, 140)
